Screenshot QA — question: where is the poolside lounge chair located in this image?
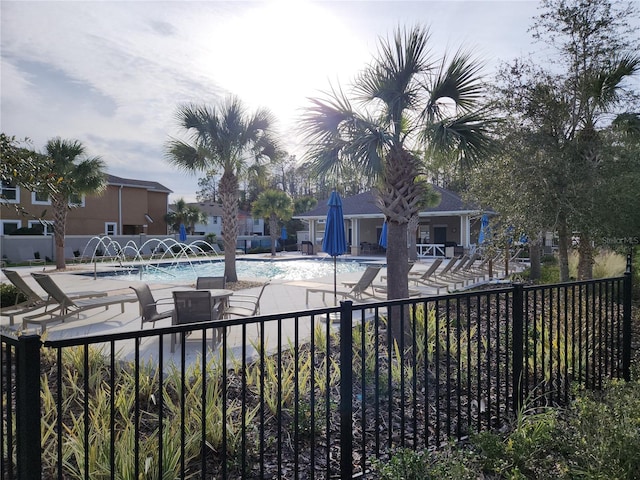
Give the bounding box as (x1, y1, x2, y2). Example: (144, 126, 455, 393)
(437, 255, 477, 288)
(305, 266, 381, 305)
(407, 258, 450, 293)
(1, 269, 106, 326)
(22, 273, 136, 332)
(130, 284, 174, 329)
(172, 290, 225, 352)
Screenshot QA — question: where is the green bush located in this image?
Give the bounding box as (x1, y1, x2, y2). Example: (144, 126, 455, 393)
(374, 447, 479, 480)
(0, 283, 27, 307)
(376, 379, 640, 479)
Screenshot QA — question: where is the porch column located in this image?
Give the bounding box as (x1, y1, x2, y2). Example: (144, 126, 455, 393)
(309, 220, 316, 252)
(351, 218, 360, 255)
(460, 214, 471, 249)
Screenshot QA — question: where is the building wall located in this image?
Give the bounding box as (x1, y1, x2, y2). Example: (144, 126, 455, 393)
(1, 184, 169, 236)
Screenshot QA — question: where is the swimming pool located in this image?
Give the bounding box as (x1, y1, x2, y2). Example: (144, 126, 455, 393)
(98, 258, 368, 283)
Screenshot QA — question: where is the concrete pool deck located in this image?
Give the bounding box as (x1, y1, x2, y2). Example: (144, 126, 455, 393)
(0, 253, 451, 367)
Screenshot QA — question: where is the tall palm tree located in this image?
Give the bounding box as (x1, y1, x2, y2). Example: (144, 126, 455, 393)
(44, 138, 107, 270)
(300, 26, 494, 302)
(252, 189, 294, 256)
(166, 96, 278, 282)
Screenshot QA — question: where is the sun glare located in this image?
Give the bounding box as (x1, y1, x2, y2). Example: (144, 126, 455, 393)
(196, 1, 365, 146)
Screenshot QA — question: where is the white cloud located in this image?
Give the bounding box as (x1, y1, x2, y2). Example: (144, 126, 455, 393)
(1, 0, 585, 202)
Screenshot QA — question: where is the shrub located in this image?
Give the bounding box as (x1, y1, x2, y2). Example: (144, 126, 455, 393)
(0, 283, 27, 307)
(374, 447, 479, 480)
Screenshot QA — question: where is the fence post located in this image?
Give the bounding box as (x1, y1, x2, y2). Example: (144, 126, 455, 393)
(511, 283, 524, 414)
(622, 252, 633, 381)
(339, 300, 353, 479)
(16, 334, 42, 480)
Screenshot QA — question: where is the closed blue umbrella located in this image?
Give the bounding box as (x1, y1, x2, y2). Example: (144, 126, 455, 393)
(179, 223, 187, 242)
(322, 191, 348, 305)
(379, 221, 388, 249)
(280, 226, 288, 252)
(478, 214, 489, 244)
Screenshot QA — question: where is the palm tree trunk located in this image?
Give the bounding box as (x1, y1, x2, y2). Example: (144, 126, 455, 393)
(408, 214, 419, 262)
(220, 171, 239, 282)
(269, 214, 278, 256)
(577, 232, 594, 280)
(52, 194, 68, 270)
(557, 211, 570, 282)
(528, 232, 543, 281)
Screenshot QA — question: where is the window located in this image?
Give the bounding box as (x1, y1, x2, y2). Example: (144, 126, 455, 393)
(1, 180, 19, 203)
(253, 217, 260, 225)
(28, 220, 54, 235)
(212, 216, 218, 225)
(31, 191, 51, 205)
(1, 221, 21, 235)
(69, 193, 85, 207)
(105, 222, 117, 236)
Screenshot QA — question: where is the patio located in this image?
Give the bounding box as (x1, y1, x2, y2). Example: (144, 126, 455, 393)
(0, 254, 448, 367)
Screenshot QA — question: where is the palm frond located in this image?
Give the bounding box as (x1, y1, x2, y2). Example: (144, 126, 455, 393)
(423, 108, 496, 168)
(423, 49, 485, 122)
(165, 139, 209, 172)
(590, 53, 640, 108)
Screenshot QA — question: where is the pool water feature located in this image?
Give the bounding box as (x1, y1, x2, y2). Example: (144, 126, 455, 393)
(99, 259, 368, 283)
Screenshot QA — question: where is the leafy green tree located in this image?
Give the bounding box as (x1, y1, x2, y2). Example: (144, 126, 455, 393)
(195, 170, 218, 203)
(475, 0, 639, 281)
(300, 26, 494, 307)
(1, 134, 57, 222)
(44, 138, 107, 270)
(166, 96, 279, 282)
(1, 134, 52, 192)
(252, 189, 294, 256)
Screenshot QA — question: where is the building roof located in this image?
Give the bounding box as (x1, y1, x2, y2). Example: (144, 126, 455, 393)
(190, 202, 224, 217)
(295, 184, 479, 219)
(107, 174, 172, 194)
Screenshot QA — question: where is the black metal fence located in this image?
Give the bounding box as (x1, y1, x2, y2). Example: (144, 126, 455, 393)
(1, 269, 633, 479)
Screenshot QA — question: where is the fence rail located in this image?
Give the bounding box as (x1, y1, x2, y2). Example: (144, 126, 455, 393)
(1, 269, 633, 479)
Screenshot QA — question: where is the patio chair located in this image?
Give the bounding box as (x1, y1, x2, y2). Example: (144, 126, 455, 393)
(224, 281, 270, 336)
(305, 266, 381, 305)
(18, 247, 45, 266)
(196, 276, 226, 289)
(22, 273, 136, 332)
(1, 269, 106, 326)
(172, 290, 224, 352)
(130, 284, 174, 329)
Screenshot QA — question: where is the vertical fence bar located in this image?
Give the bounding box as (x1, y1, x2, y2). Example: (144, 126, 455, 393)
(16, 334, 42, 480)
(339, 301, 354, 480)
(622, 253, 633, 381)
(511, 284, 524, 414)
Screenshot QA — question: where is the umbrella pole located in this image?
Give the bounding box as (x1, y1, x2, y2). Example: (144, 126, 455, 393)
(333, 256, 337, 306)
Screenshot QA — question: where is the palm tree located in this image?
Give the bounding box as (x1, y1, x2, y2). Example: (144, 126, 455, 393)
(165, 199, 207, 234)
(44, 138, 107, 270)
(185, 205, 207, 235)
(166, 96, 278, 282)
(165, 198, 190, 233)
(252, 189, 294, 256)
(300, 26, 493, 302)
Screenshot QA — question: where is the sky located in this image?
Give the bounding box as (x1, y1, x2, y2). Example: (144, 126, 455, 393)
(1, 0, 568, 202)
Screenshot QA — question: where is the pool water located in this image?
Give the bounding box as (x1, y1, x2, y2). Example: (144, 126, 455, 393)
(108, 259, 368, 283)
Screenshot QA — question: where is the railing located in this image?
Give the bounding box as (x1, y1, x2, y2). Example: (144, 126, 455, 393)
(416, 243, 445, 257)
(1, 268, 633, 479)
